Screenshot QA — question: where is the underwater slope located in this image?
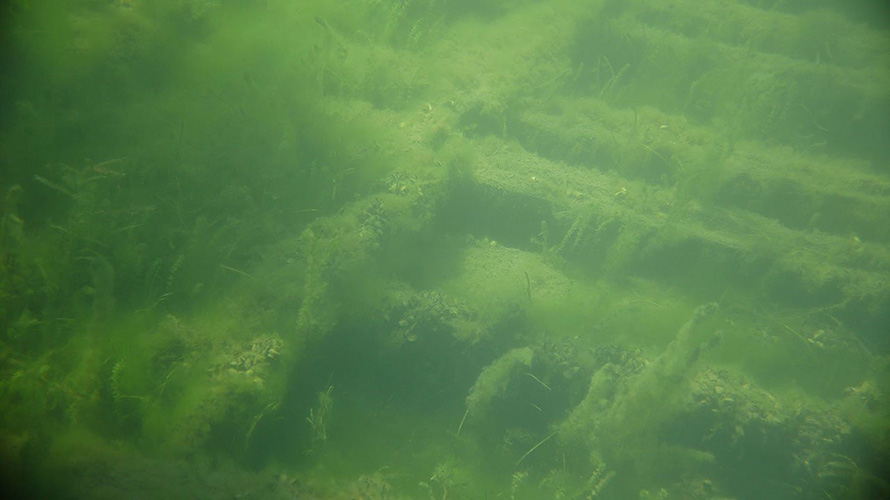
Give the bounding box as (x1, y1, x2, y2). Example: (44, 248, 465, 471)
(1, 0, 888, 499)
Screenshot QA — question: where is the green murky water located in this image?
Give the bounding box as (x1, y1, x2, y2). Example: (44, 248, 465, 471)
(1, 1, 888, 498)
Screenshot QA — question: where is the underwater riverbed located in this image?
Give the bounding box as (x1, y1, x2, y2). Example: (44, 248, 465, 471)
(1, 1, 889, 498)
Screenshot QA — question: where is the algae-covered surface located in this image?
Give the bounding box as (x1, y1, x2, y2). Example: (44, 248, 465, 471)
(1, 1, 889, 498)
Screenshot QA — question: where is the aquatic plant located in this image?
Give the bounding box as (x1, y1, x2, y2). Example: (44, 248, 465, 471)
(465, 346, 534, 420)
(307, 385, 334, 444)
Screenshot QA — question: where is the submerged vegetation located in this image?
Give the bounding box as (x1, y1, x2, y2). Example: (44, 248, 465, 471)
(1, 0, 889, 498)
